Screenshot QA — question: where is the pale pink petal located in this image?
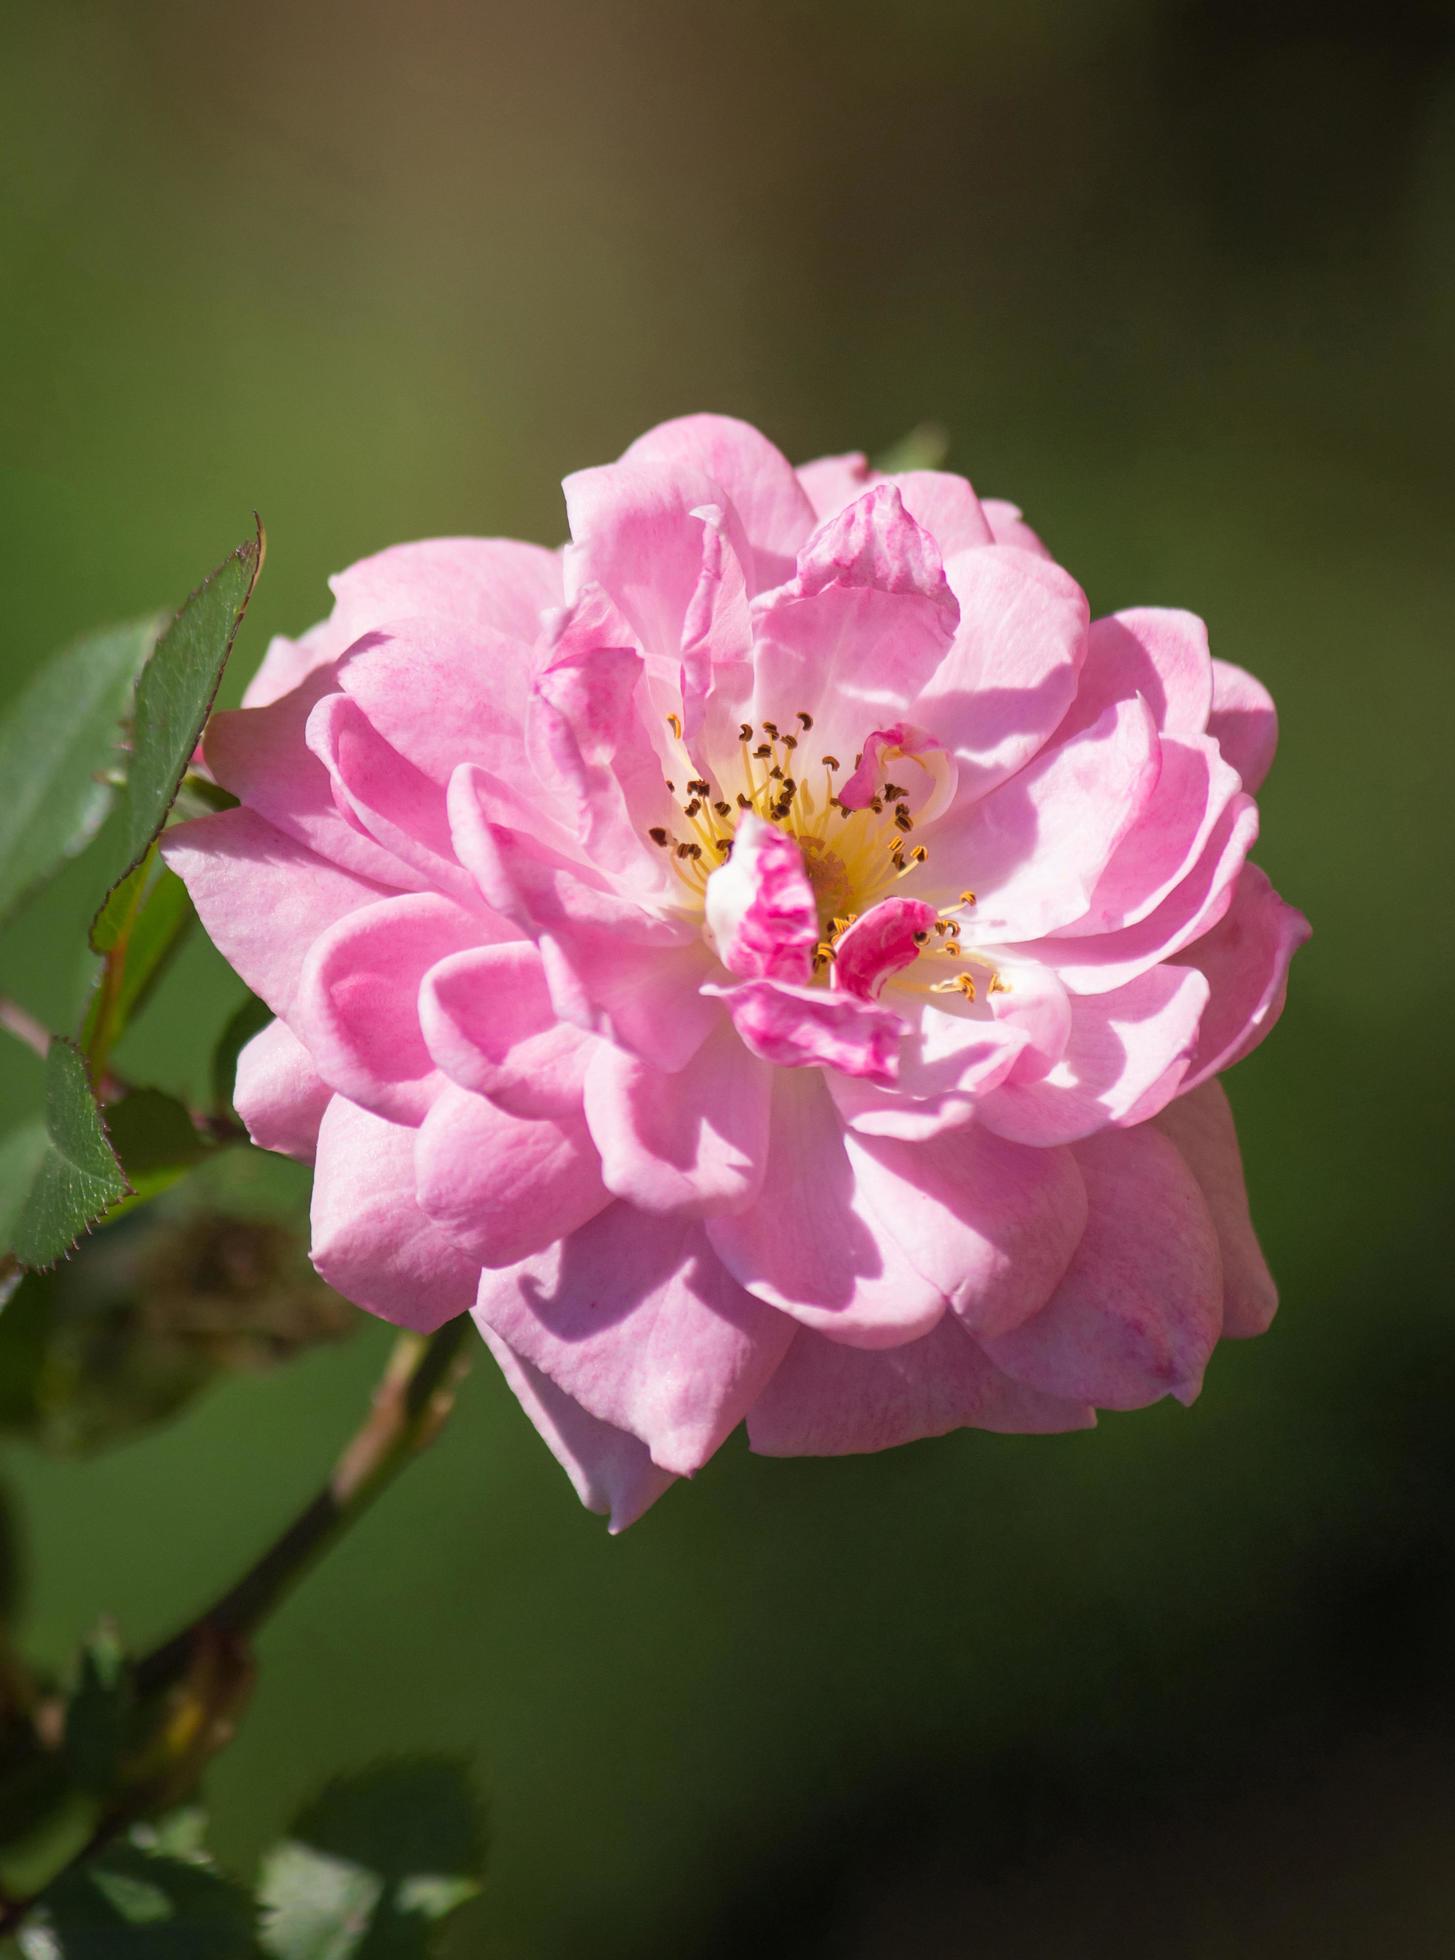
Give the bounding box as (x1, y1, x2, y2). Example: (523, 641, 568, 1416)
(981, 1123, 1223, 1408)
(1064, 610, 1214, 741)
(328, 536, 561, 648)
(979, 498, 1051, 559)
(478, 1327, 677, 1531)
(935, 695, 1161, 942)
(419, 942, 595, 1119)
(243, 621, 338, 711)
(304, 690, 480, 906)
(1155, 1081, 1278, 1338)
(1056, 736, 1242, 937)
(1178, 864, 1310, 1088)
(748, 485, 958, 739)
(528, 593, 670, 885)
(564, 457, 750, 667)
(414, 1083, 608, 1266)
(706, 977, 901, 1086)
(1208, 657, 1278, 791)
(836, 724, 957, 824)
(292, 893, 483, 1123)
(679, 503, 755, 761)
(705, 1072, 945, 1348)
(309, 1097, 479, 1332)
(475, 1205, 795, 1474)
(846, 1125, 1088, 1337)
(336, 622, 536, 788)
(232, 1019, 333, 1163)
(976, 963, 1210, 1146)
(205, 666, 421, 890)
(449, 765, 718, 1069)
(747, 1318, 1092, 1455)
(795, 451, 872, 521)
(624, 413, 817, 592)
(583, 1025, 771, 1218)
(921, 546, 1089, 801)
(883, 469, 994, 554)
(704, 813, 817, 982)
(160, 809, 391, 1019)
(1031, 795, 1260, 995)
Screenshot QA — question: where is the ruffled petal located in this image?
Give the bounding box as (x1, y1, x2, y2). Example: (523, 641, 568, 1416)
(748, 484, 958, 740)
(935, 695, 1161, 942)
(414, 1083, 608, 1266)
(1155, 1082, 1278, 1337)
(705, 1072, 945, 1348)
(976, 963, 1210, 1146)
(478, 1326, 677, 1530)
(705, 977, 901, 1086)
(232, 1019, 333, 1163)
(475, 1206, 795, 1473)
(336, 621, 537, 789)
(160, 809, 391, 1019)
(1030, 794, 1259, 995)
(419, 942, 594, 1119)
(309, 1097, 479, 1332)
(583, 1024, 771, 1218)
(921, 545, 1089, 800)
(845, 1125, 1088, 1337)
(1065, 610, 1213, 741)
(981, 1123, 1223, 1408)
(747, 1317, 1092, 1455)
(623, 413, 817, 593)
(292, 892, 483, 1123)
(1208, 657, 1278, 791)
(831, 897, 939, 1001)
(327, 536, 561, 648)
(1178, 864, 1310, 1088)
(979, 498, 1051, 559)
(795, 451, 871, 521)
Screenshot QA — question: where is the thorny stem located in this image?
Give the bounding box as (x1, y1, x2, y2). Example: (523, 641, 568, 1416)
(0, 1317, 472, 1937)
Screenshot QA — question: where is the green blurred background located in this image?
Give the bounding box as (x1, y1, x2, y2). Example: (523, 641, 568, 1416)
(3, 0, 1454, 1950)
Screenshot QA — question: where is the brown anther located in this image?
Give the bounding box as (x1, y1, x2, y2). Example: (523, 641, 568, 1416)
(988, 974, 1011, 995)
(648, 827, 670, 847)
(686, 842, 703, 860)
(883, 784, 907, 802)
(685, 799, 701, 818)
(822, 754, 840, 771)
(762, 720, 779, 738)
(894, 814, 914, 833)
(713, 800, 731, 817)
(854, 752, 863, 767)
(675, 842, 692, 859)
(739, 723, 754, 742)
(666, 711, 683, 739)
(960, 890, 977, 906)
(780, 778, 797, 798)
(769, 765, 784, 781)
(736, 792, 752, 809)
(908, 844, 928, 865)
(943, 942, 961, 957)
(688, 778, 711, 795)
(912, 930, 930, 945)
(870, 797, 884, 813)
(714, 837, 733, 853)
(815, 942, 837, 962)
(944, 920, 961, 938)
(828, 915, 851, 938)
(782, 733, 798, 750)
(664, 779, 675, 793)
(934, 920, 949, 935)
(797, 711, 813, 730)
(754, 744, 772, 759)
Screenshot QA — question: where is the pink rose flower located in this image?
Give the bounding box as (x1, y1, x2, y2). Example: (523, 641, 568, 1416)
(163, 416, 1308, 1528)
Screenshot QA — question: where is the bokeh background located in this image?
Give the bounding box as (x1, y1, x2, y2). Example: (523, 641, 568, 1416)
(3, 0, 1454, 1951)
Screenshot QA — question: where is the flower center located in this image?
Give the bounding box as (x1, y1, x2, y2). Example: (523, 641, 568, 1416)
(647, 710, 1002, 997)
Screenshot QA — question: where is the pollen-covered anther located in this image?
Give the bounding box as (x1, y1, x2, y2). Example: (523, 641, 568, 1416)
(713, 801, 731, 817)
(684, 799, 701, 817)
(822, 755, 840, 771)
(687, 778, 711, 796)
(665, 712, 683, 740)
(930, 972, 978, 1000)
(797, 711, 813, 730)
(762, 721, 779, 738)
(648, 826, 671, 847)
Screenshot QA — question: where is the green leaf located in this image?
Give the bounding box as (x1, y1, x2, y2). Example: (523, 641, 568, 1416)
(82, 848, 195, 1072)
(18, 1840, 260, 1959)
(872, 421, 950, 474)
(0, 617, 160, 928)
(63, 1621, 134, 1795)
(257, 1759, 486, 1960)
(1, 1042, 130, 1271)
(105, 1091, 212, 1207)
(111, 520, 264, 889)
